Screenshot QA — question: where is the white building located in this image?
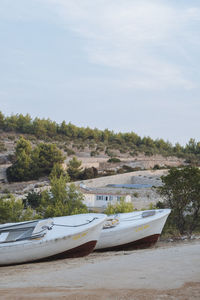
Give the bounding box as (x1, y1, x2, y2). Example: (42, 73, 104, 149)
(80, 188, 131, 211)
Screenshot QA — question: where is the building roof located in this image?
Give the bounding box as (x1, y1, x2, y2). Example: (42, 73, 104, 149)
(79, 187, 130, 197)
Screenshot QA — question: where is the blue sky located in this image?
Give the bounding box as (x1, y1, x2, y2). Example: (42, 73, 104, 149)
(0, 0, 200, 145)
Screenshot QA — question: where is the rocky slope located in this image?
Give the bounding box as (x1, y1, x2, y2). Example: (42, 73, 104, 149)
(0, 132, 186, 207)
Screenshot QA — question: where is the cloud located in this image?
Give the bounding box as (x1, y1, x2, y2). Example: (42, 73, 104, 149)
(41, 0, 200, 90)
(4, 0, 200, 90)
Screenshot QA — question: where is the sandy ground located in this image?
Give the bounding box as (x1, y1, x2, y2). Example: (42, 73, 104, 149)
(0, 240, 200, 299)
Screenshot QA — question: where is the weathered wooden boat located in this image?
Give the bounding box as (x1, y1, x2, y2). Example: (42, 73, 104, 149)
(0, 213, 106, 265)
(95, 209, 171, 251)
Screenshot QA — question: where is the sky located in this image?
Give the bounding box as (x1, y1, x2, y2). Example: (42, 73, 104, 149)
(0, 0, 200, 146)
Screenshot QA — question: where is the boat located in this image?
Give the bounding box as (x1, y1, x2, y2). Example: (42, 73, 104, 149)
(95, 209, 171, 251)
(0, 213, 106, 265)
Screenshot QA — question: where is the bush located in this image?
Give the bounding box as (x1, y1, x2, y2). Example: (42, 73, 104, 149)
(153, 164, 161, 170)
(90, 150, 99, 157)
(64, 146, 75, 156)
(23, 191, 42, 209)
(107, 157, 121, 163)
(104, 199, 134, 215)
(81, 167, 98, 179)
(0, 142, 7, 152)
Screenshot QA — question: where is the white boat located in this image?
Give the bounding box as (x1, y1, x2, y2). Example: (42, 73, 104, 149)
(0, 213, 106, 265)
(95, 209, 171, 251)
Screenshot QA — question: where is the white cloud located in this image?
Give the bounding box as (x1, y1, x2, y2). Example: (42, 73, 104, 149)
(42, 0, 200, 90)
(9, 0, 200, 90)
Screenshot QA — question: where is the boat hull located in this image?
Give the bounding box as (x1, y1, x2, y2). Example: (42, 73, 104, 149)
(97, 234, 160, 251)
(33, 240, 97, 262)
(95, 209, 170, 251)
(0, 214, 106, 265)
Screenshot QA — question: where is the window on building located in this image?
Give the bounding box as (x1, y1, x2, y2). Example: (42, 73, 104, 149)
(96, 195, 103, 200)
(117, 196, 122, 202)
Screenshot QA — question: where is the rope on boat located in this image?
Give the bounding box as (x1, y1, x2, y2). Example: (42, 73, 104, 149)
(103, 218, 119, 229)
(53, 217, 98, 228)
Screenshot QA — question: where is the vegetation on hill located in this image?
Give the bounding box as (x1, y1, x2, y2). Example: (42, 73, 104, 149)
(5, 135, 100, 182)
(0, 112, 200, 163)
(6, 136, 64, 182)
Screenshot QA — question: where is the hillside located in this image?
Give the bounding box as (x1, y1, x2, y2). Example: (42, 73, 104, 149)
(0, 131, 186, 209)
(0, 131, 186, 184)
(0, 112, 199, 209)
(0, 112, 200, 162)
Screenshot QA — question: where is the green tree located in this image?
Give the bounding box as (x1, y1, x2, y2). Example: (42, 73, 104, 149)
(6, 137, 32, 182)
(7, 137, 65, 182)
(16, 114, 32, 133)
(186, 138, 197, 154)
(81, 167, 98, 179)
(67, 156, 83, 181)
(0, 195, 35, 223)
(157, 166, 200, 234)
(32, 118, 47, 138)
(15, 136, 32, 155)
(0, 111, 5, 129)
(173, 143, 183, 156)
(49, 163, 69, 181)
(31, 142, 64, 177)
(23, 191, 42, 209)
(4, 114, 18, 131)
(37, 175, 88, 218)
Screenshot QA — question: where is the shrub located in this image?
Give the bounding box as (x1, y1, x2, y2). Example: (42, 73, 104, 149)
(23, 191, 42, 209)
(104, 199, 134, 215)
(90, 150, 99, 157)
(81, 167, 98, 179)
(107, 157, 121, 163)
(0, 142, 7, 152)
(64, 146, 75, 156)
(153, 164, 160, 170)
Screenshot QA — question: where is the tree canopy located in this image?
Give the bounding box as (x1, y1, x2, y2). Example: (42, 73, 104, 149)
(6, 136, 65, 182)
(2, 173, 88, 223)
(0, 195, 35, 223)
(157, 166, 200, 234)
(1, 111, 200, 160)
(67, 156, 83, 181)
(36, 175, 88, 218)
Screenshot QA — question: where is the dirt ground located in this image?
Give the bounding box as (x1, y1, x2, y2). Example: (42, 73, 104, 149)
(0, 240, 200, 300)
